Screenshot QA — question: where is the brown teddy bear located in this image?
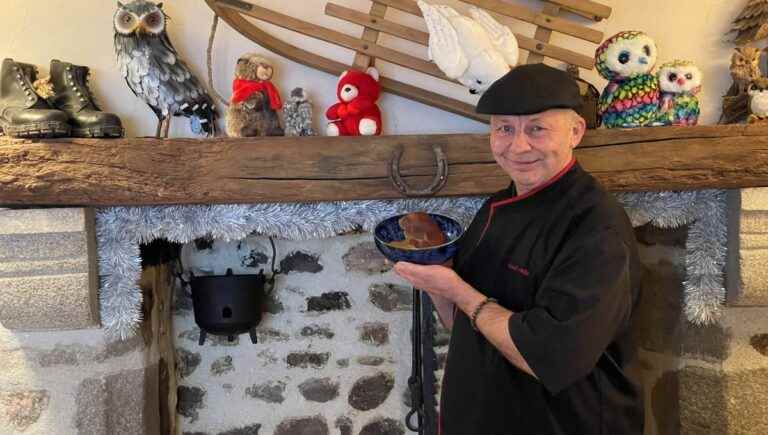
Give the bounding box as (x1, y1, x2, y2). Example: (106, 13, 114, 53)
(225, 53, 284, 137)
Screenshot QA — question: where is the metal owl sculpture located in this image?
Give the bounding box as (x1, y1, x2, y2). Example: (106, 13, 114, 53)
(114, 1, 216, 137)
(595, 31, 660, 129)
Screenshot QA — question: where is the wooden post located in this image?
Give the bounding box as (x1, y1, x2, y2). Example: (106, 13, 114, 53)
(140, 264, 178, 435)
(353, 2, 389, 70)
(527, 3, 561, 64)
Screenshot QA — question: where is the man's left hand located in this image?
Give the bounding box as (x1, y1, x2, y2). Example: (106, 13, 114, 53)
(393, 262, 480, 310)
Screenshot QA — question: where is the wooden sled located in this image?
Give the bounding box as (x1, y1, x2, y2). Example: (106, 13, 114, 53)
(204, 0, 611, 123)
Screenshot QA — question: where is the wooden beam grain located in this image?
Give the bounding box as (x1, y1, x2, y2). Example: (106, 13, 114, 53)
(1, 125, 768, 206)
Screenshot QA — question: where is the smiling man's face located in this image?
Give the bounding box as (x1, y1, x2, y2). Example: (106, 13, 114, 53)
(490, 109, 586, 195)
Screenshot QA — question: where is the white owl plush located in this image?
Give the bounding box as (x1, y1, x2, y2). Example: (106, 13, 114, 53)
(417, 0, 519, 94)
(657, 60, 702, 126)
(748, 77, 768, 124)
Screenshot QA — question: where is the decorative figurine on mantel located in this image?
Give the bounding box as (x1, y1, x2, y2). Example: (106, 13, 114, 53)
(114, 0, 217, 138)
(283, 87, 316, 137)
(657, 60, 702, 126)
(748, 77, 768, 123)
(595, 31, 660, 129)
(417, 0, 519, 95)
(326, 68, 382, 136)
(729, 0, 768, 45)
(720, 45, 763, 124)
(225, 54, 284, 138)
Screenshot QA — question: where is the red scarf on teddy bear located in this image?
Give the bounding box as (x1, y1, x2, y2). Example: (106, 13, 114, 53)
(231, 79, 283, 110)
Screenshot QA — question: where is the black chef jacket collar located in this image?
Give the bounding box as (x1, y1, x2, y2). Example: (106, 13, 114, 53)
(494, 157, 579, 207)
(475, 158, 580, 245)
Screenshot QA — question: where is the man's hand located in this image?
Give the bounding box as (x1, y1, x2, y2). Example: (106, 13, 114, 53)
(393, 261, 483, 313)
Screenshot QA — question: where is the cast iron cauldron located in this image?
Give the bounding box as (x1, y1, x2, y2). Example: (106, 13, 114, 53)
(190, 268, 266, 345)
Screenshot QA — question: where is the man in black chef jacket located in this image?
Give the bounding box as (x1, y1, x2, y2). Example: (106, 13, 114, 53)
(395, 64, 644, 435)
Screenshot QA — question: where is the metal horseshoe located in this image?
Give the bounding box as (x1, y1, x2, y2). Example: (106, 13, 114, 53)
(389, 144, 449, 197)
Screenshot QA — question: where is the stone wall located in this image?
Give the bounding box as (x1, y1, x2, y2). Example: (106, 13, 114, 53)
(0, 208, 159, 435)
(174, 233, 432, 435)
(0, 322, 158, 434)
(2, 188, 768, 435)
(175, 207, 768, 435)
(633, 188, 768, 435)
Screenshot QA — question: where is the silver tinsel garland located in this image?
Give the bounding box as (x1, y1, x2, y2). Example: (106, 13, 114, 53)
(97, 191, 727, 339)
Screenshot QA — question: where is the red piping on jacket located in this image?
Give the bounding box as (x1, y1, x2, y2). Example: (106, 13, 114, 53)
(475, 157, 577, 245)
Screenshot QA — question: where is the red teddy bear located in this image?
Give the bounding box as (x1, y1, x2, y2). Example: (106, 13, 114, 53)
(326, 67, 382, 136)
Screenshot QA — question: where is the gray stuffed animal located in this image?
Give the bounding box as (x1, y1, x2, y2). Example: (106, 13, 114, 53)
(283, 87, 316, 137)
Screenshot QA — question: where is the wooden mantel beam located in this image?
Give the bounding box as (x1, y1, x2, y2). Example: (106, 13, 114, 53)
(1, 124, 767, 206)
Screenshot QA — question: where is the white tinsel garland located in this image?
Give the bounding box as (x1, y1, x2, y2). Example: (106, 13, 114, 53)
(97, 191, 728, 339)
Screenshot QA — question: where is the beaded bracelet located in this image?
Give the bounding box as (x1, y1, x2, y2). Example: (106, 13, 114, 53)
(470, 297, 498, 331)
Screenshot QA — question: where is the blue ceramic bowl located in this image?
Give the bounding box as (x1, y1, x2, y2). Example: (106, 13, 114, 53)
(374, 213, 464, 265)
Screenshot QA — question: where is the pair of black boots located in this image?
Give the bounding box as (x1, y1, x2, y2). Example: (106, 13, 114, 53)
(0, 58, 123, 138)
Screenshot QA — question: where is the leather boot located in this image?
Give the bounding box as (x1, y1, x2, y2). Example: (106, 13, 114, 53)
(0, 58, 70, 138)
(49, 60, 123, 138)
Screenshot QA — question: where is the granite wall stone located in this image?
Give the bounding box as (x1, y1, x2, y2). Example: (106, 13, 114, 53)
(0, 208, 99, 331)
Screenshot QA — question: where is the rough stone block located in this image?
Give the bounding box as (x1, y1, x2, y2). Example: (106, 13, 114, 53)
(0, 208, 98, 330)
(677, 365, 768, 435)
(286, 352, 330, 369)
(348, 372, 394, 411)
(740, 233, 768, 249)
(0, 390, 50, 432)
(359, 418, 405, 435)
(670, 307, 768, 434)
(740, 187, 768, 211)
(177, 348, 202, 378)
(0, 274, 98, 331)
(300, 325, 335, 339)
(368, 283, 412, 312)
(739, 210, 768, 234)
(210, 355, 234, 376)
(245, 381, 286, 403)
(306, 292, 351, 312)
(280, 251, 323, 274)
(177, 385, 206, 423)
(735, 249, 768, 305)
(220, 424, 262, 435)
(76, 365, 160, 435)
(298, 378, 339, 403)
(359, 323, 389, 346)
(275, 415, 328, 435)
(342, 242, 392, 275)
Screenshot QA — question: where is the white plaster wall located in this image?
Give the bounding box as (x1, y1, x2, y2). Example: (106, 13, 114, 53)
(0, 0, 743, 137)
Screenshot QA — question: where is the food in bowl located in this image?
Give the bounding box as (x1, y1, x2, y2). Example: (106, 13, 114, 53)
(388, 212, 447, 250)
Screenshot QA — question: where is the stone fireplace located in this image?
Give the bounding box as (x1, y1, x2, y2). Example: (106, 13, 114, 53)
(0, 188, 767, 435)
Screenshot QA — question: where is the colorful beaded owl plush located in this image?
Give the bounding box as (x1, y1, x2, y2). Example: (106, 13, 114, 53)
(595, 31, 660, 128)
(656, 60, 702, 126)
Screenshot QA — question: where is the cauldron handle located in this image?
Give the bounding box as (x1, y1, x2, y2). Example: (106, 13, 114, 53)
(389, 144, 448, 197)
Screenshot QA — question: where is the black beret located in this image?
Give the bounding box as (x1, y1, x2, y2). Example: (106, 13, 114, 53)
(476, 64, 582, 115)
